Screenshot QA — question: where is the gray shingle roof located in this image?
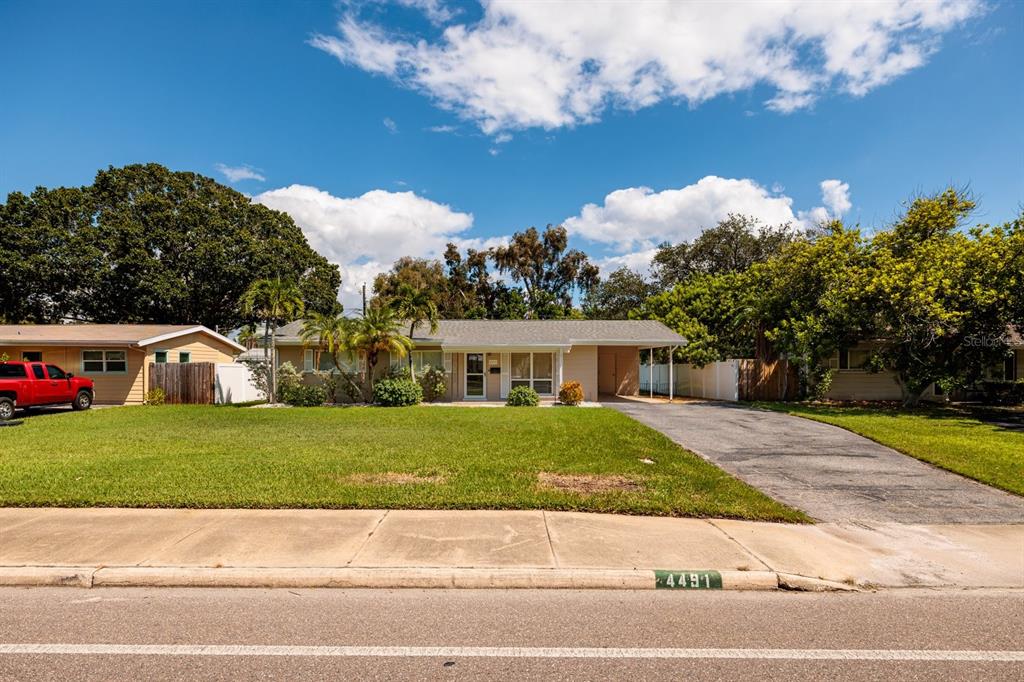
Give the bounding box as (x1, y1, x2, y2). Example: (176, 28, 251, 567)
(273, 319, 685, 347)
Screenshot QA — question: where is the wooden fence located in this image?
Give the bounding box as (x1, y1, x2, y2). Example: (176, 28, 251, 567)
(149, 362, 216, 404)
(738, 359, 799, 401)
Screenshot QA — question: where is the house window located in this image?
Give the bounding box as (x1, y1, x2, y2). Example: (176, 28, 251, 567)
(838, 348, 871, 371)
(82, 350, 127, 374)
(154, 351, 168, 364)
(178, 352, 191, 363)
(21, 351, 42, 363)
(413, 351, 444, 373)
(510, 352, 554, 395)
(305, 350, 358, 373)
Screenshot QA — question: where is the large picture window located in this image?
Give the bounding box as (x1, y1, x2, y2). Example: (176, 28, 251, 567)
(304, 349, 360, 373)
(82, 350, 127, 374)
(510, 352, 553, 395)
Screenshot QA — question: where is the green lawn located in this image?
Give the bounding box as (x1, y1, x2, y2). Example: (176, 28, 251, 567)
(0, 406, 805, 521)
(757, 402, 1024, 496)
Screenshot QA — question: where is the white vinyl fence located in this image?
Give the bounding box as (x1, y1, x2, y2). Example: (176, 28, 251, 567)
(215, 363, 264, 404)
(639, 360, 740, 401)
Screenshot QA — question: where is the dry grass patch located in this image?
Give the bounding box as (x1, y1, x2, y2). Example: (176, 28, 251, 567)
(342, 472, 446, 486)
(538, 472, 644, 494)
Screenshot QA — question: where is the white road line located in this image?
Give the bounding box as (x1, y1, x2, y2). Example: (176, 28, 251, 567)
(0, 644, 1021, 661)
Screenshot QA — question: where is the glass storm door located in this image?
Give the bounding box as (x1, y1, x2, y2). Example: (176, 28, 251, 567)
(465, 353, 485, 399)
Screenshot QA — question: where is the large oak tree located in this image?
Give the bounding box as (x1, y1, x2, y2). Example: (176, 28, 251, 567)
(0, 164, 340, 330)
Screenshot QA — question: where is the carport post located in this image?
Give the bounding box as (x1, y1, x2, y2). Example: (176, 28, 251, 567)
(649, 347, 654, 399)
(668, 345, 674, 402)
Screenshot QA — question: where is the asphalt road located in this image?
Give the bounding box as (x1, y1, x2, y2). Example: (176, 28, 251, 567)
(607, 400, 1024, 523)
(0, 587, 1021, 681)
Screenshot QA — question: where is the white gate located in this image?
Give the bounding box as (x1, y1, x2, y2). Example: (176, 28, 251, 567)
(215, 363, 263, 404)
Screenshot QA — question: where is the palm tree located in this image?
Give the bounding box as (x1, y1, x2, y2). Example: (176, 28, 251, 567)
(390, 283, 439, 378)
(349, 305, 413, 392)
(300, 312, 353, 372)
(240, 277, 304, 403)
(237, 325, 259, 350)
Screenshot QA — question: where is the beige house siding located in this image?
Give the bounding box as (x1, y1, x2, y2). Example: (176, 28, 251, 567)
(826, 370, 904, 401)
(597, 346, 640, 396)
(562, 345, 598, 402)
(1, 344, 146, 405)
(143, 332, 237, 365)
(3, 333, 238, 406)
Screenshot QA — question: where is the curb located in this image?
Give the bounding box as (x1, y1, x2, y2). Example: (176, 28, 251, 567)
(0, 566, 791, 591)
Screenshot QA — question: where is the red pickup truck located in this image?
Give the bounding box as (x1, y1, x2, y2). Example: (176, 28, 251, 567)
(0, 361, 95, 420)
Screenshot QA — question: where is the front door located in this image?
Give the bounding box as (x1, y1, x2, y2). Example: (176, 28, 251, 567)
(465, 353, 485, 399)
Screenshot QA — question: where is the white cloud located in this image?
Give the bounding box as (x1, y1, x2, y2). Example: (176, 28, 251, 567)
(596, 249, 660, 278)
(254, 185, 474, 309)
(427, 124, 458, 133)
(820, 179, 852, 216)
(565, 176, 806, 253)
(215, 163, 266, 183)
(312, 0, 980, 133)
(493, 132, 512, 144)
(383, 117, 398, 133)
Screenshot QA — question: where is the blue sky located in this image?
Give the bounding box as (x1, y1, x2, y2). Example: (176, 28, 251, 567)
(2, 0, 1021, 307)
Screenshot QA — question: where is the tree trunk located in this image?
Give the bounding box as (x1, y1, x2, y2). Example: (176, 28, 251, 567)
(263, 319, 272, 402)
(269, 321, 277, 404)
(408, 322, 416, 380)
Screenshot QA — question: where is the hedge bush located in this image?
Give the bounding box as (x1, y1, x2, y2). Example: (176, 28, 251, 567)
(418, 365, 447, 402)
(980, 379, 1024, 405)
(506, 385, 540, 407)
(282, 383, 329, 407)
(558, 380, 584, 406)
(374, 377, 424, 406)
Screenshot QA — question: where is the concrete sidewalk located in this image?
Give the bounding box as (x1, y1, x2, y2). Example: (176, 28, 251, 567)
(1, 508, 1020, 591)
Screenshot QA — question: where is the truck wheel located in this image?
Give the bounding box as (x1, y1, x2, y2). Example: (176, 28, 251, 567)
(72, 391, 93, 411)
(0, 397, 14, 421)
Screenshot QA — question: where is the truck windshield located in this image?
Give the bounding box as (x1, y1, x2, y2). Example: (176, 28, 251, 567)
(0, 364, 28, 378)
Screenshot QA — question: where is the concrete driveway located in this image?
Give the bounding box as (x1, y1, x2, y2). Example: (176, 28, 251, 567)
(607, 400, 1024, 523)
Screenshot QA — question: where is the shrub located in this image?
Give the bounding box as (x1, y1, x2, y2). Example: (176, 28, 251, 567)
(143, 387, 166, 406)
(373, 377, 423, 406)
(558, 380, 584, 406)
(506, 385, 540, 407)
(282, 383, 329, 407)
(980, 379, 1024, 405)
(418, 365, 447, 402)
(276, 362, 302, 398)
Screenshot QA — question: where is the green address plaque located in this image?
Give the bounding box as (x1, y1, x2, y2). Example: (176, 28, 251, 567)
(654, 569, 723, 589)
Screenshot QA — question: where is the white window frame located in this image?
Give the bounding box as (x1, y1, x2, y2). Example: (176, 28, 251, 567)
(303, 349, 315, 373)
(178, 351, 191, 364)
(81, 349, 128, 375)
(154, 350, 168, 364)
(510, 352, 554, 395)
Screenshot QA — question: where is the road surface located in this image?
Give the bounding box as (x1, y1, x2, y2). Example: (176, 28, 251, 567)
(0, 587, 1021, 680)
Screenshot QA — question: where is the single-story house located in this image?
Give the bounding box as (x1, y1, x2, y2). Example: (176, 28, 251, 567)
(823, 329, 1024, 402)
(270, 319, 686, 402)
(0, 324, 244, 404)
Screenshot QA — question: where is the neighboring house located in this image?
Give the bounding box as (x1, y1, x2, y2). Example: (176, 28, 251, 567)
(823, 329, 1024, 402)
(0, 325, 244, 405)
(271, 319, 686, 402)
